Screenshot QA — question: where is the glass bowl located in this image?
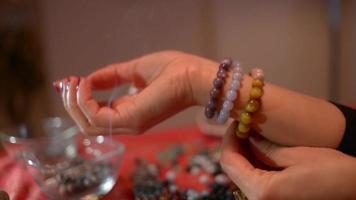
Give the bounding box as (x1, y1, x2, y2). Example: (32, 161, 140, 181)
(0, 117, 77, 159)
(1, 118, 125, 199)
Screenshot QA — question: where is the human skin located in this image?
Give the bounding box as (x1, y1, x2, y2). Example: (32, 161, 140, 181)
(53, 50, 346, 148)
(220, 121, 356, 200)
(53, 51, 356, 199)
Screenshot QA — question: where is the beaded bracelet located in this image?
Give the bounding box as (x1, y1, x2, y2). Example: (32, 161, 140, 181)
(205, 59, 232, 119)
(216, 62, 243, 124)
(235, 68, 265, 139)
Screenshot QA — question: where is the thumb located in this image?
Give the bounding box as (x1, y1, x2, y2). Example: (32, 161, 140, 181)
(249, 135, 313, 168)
(220, 121, 273, 198)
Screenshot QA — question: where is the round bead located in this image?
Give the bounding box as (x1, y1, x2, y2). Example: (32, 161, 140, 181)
(254, 73, 264, 81)
(221, 58, 232, 66)
(251, 68, 264, 77)
(233, 66, 243, 74)
(250, 87, 263, 99)
(231, 80, 240, 90)
(232, 73, 242, 80)
(217, 70, 227, 79)
(205, 107, 215, 118)
(226, 90, 237, 101)
(245, 99, 260, 113)
(223, 101, 234, 110)
(240, 112, 252, 124)
(213, 78, 224, 89)
(210, 88, 221, 99)
(237, 123, 250, 133)
(207, 99, 217, 109)
(235, 129, 249, 139)
(216, 113, 229, 124)
(252, 79, 264, 88)
(219, 63, 229, 70)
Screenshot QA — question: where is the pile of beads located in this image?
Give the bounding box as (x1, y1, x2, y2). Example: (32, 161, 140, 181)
(44, 158, 113, 197)
(217, 62, 243, 124)
(132, 144, 237, 200)
(235, 68, 265, 139)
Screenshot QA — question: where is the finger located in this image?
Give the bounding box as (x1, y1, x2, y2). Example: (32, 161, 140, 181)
(87, 62, 133, 90)
(65, 76, 95, 133)
(220, 121, 272, 198)
(249, 135, 315, 168)
(78, 74, 190, 134)
(62, 76, 93, 134)
(88, 51, 184, 90)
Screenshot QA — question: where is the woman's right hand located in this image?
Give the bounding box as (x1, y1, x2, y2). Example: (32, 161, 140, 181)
(220, 121, 356, 200)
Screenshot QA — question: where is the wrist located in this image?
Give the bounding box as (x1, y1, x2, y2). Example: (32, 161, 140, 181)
(189, 61, 254, 117)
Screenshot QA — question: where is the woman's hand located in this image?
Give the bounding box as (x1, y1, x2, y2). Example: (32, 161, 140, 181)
(220, 121, 356, 200)
(53, 51, 217, 135)
(54, 50, 345, 149)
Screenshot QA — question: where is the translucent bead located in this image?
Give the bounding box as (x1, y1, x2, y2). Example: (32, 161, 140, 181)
(232, 73, 242, 80)
(240, 112, 252, 124)
(245, 99, 260, 113)
(231, 80, 240, 90)
(223, 101, 234, 110)
(250, 87, 263, 99)
(233, 66, 243, 74)
(217, 110, 229, 124)
(226, 90, 237, 101)
(252, 79, 264, 88)
(232, 61, 241, 68)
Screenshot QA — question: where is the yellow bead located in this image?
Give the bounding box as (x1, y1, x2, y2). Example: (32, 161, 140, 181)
(250, 87, 263, 99)
(237, 122, 250, 133)
(240, 112, 252, 124)
(245, 99, 260, 113)
(252, 79, 264, 88)
(235, 130, 249, 139)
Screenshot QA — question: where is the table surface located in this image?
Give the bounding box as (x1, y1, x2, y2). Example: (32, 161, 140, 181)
(0, 126, 222, 200)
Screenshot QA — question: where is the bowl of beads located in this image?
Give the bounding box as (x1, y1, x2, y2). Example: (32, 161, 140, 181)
(1, 118, 125, 199)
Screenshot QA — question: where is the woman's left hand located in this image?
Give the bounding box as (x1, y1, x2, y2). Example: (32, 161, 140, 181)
(220, 121, 356, 200)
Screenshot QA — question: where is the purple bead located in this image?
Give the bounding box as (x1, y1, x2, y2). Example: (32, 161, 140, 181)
(219, 63, 229, 70)
(205, 107, 215, 118)
(207, 99, 217, 109)
(217, 69, 227, 78)
(210, 88, 221, 99)
(221, 58, 232, 66)
(213, 78, 224, 89)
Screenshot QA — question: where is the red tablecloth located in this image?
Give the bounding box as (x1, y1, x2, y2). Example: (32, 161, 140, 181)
(0, 127, 222, 200)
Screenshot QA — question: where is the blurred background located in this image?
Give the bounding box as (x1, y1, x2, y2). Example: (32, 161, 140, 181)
(0, 0, 355, 133)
